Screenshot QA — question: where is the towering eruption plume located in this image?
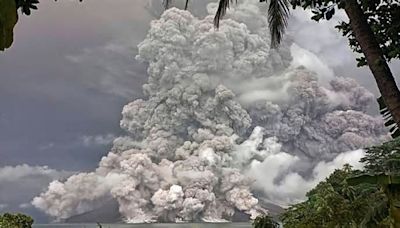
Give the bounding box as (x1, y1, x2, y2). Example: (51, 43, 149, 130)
(33, 0, 388, 223)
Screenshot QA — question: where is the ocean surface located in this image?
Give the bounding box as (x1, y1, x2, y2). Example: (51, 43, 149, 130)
(33, 223, 252, 228)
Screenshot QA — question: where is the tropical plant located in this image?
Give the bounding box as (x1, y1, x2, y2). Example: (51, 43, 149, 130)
(252, 215, 280, 228)
(348, 137, 400, 227)
(0, 213, 34, 228)
(281, 138, 400, 227)
(281, 165, 388, 227)
(360, 136, 400, 174)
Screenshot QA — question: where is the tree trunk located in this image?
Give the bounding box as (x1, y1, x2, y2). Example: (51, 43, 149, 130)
(343, 0, 400, 129)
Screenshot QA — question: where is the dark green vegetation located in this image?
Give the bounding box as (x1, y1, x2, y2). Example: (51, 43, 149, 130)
(252, 215, 280, 228)
(348, 138, 400, 227)
(0, 213, 34, 228)
(277, 137, 400, 227)
(281, 165, 387, 227)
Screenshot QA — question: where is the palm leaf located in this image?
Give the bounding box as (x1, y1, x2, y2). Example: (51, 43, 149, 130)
(184, 0, 189, 10)
(214, 0, 289, 48)
(267, 0, 289, 48)
(378, 96, 400, 138)
(360, 199, 388, 228)
(252, 215, 280, 228)
(214, 0, 236, 28)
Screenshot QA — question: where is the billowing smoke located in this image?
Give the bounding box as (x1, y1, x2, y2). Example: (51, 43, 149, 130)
(33, 0, 388, 223)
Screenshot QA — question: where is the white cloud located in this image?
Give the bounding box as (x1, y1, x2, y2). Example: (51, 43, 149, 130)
(0, 164, 72, 215)
(288, 8, 353, 68)
(0, 164, 70, 183)
(65, 43, 144, 98)
(290, 43, 335, 84)
(19, 203, 31, 209)
(247, 149, 365, 206)
(81, 134, 115, 147)
(38, 142, 55, 151)
(288, 8, 400, 95)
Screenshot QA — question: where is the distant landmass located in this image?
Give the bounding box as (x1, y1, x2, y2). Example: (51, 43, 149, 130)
(65, 198, 283, 223)
(66, 199, 122, 223)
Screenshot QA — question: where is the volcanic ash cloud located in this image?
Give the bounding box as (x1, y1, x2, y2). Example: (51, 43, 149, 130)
(33, 0, 387, 223)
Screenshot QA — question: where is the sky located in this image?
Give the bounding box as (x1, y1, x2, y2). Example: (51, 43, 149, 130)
(0, 0, 400, 223)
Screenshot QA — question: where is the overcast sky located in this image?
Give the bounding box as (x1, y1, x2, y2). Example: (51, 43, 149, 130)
(0, 0, 399, 223)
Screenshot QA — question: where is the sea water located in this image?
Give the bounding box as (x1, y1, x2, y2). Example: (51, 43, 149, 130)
(33, 223, 252, 228)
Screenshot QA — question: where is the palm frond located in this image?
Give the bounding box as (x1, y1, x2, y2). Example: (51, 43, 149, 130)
(214, 0, 289, 48)
(184, 0, 189, 10)
(360, 198, 388, 227)
(378, 96, 400, 138)
(267, 0, 290, 48)
(214, 0, 236, 28)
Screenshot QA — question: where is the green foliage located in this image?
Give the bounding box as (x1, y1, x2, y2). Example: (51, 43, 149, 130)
(361, 137, 400, 175)
(290, 0, 400, 67)
(0, 213, 34, 228)
(281, 165, 387, 227)
(337, 1, 400, 67)
(349, 138, 400, 227)
(252, 215, 280, 228)
(348, 174, 400, 186)
(281, 139, 400, 227)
